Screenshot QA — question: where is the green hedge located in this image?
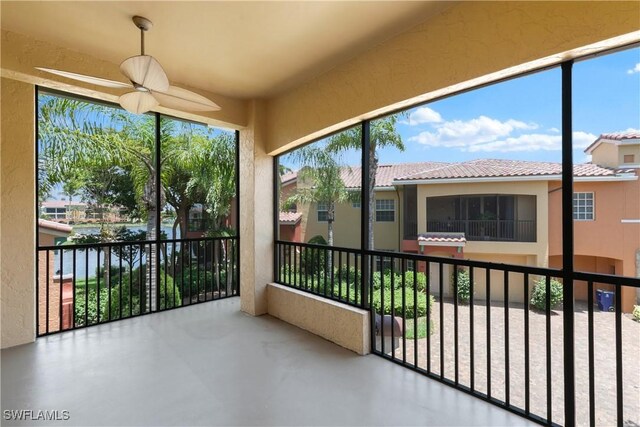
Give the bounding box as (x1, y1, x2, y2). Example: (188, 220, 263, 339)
(530, 277, 563, 310)
(372, 287, 433, 318)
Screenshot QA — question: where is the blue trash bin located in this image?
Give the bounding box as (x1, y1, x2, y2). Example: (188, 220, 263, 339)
(597, 289, 615, 311)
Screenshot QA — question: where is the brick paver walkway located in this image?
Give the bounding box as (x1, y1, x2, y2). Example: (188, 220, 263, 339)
(387, 300, 640, 426)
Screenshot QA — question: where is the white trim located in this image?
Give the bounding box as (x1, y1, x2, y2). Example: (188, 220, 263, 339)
(418, 240, 466, 248)
(621, 219, 640, 224)
(393, 174, 637, 185)
(585, 138, 640, 154)
(620, 163, 640, 169)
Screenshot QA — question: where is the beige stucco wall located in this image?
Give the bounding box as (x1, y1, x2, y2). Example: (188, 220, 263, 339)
(239, 100, 273, 316)
(591, 142, 622, 168)
(267, 283, 370, 355)
(266, 1, 640, 154)
(619, 145, 640, 166)
(1, 77, 36, 348)
(418, 180, 549, 267)
(301, 190, 401, 250)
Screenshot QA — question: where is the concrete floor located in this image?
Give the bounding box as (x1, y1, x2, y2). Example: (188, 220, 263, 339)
(2, 298, 533, 426)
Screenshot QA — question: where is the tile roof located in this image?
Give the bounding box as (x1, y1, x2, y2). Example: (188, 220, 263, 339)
(279, 211, 302, 224)
(339, 161, 448, 188)
(280, 171, 297, 185)
(285, 158, 627, 188)
(598, 131, 640, 141)
(395, 159, 618, 182)
(41, 200, 87, 208)
(38, 219, 72, 234)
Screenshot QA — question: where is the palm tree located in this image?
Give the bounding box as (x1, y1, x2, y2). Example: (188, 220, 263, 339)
(39, 95, 166, 312)
(326, 116, 404, 250)
(286, 145, 355, 248)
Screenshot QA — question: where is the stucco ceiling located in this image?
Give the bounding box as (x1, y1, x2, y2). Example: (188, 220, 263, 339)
(0, 1, 451, 99)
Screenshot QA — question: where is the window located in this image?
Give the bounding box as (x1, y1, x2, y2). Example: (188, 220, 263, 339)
(374, 256, 393, 272)
(376, 199, 395, 222)
(573, 192, 594, 220)
(317, 202, 328, 222)
(623, 154, 635, 164)
(352, 201, 361, 208)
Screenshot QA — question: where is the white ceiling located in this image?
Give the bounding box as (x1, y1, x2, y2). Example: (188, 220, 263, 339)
(1, 1, 451, 99)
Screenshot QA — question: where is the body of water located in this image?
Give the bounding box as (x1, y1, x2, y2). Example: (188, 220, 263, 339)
(48, 224, 181, 279)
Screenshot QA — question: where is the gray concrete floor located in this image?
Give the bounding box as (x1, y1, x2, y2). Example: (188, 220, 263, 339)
(2, 298, 533, 426)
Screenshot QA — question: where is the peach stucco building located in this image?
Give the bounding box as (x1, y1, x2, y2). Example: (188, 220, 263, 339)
(281, 132, 640, 311)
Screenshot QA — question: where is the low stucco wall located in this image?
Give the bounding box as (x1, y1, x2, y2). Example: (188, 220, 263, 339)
(267, 283, 370, 355)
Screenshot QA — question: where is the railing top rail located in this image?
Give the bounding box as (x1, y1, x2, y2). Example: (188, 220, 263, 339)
(573, 270, 640, 288)
(38, 235, 238, 251)
(275, 240, 362, 254)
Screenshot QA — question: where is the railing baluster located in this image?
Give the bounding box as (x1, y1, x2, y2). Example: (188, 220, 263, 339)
(380, 257, 385, 355)
(470, 266, 475, 392)
(46, 249, 50, 334)
(96, 247, 101, 323)
(130, 245, 134, 317)
(390, 257, 395, 360)
(426, 261, 431, 373)
(416, 261, 420, 368)
(546, 275, 552, 423)
(504, 270, 510, 406)
(72, 249, 76, 329)
(588, 280, 595, 427)
(615, 283, 623, 425)
(197, 241, 201, 303)
(119, 246, 123, 319)
(486, 268, 491, 399)
(439, 262, 444, 379)
(85, 248, 89, 326)
(59, 249, 63, 331)
(524, 272, 530, 415)
(454, 266, 459, 385)
(347, 252, 351, 304)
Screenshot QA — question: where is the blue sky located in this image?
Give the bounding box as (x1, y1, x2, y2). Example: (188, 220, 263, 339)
(286, 46, 639, 168)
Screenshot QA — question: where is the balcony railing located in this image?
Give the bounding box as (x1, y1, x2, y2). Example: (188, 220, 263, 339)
(37, 236, 238, 336)
(426, 219, 536, 242)
(274, 240, 640, 426)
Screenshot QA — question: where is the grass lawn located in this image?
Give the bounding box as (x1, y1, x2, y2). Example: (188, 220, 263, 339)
(404, 316, 434, 339)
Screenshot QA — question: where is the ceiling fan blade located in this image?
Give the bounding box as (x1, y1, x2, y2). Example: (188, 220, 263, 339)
(153, 86, 221, 112)
(119, 91, 159, 115)
(35, 67, 133, 89)
(120, 55, 169, 92)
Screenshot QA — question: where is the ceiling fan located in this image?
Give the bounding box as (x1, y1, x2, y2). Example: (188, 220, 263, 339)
(36, 16, 220, 115)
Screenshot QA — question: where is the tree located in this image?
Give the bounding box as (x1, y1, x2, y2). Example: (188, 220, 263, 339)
(286, 145, 355, 247)
(326, 116, 404, 249)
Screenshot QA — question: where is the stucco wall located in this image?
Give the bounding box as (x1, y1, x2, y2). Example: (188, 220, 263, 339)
(239, 100, 273, 316)
(267, 282, 370, 355)
(417, 180, 549, 266)
(266, 1, 640, 154)
(1, 77, 36, 348)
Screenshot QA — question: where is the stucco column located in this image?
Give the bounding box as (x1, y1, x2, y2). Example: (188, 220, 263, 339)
(1, 78, 36, 348)
(239, 100, 272, 316)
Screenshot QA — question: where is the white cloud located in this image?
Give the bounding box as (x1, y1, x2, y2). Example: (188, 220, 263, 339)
(408, 113, 596, 153)
(408, 115, 537, 148)
(627, 63, 640, 74)
(404, 107, 442, 125)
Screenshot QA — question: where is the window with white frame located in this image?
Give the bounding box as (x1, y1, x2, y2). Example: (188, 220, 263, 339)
(573, 192, 594, 220)
(317, 202, 329, 222)
(375, 199, 395, 222)
(352, 201, 361, 208)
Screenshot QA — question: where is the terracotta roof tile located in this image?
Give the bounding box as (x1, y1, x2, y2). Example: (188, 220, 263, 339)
(598, 131, 640, 140)
(279, 212, 302, 224)
(280, 171, 297, 185)
(38, 219, 72, 233)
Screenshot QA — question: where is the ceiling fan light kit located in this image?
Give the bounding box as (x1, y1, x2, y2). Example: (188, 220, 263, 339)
(36, 15, 220, 115)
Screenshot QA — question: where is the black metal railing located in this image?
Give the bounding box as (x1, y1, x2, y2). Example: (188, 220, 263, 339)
(276, 241, 365, 308)
(426, 219, 536, 242)
(275, 240, 640, 426)
(37, 236, 238, 336)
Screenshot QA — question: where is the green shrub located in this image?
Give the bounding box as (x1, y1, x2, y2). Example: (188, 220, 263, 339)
(404, 270, 427, 292)
(372, 287, 434, 318)
(453, 269, 473, 304)
(530, 277, 563, 311)
(633, 305, 640, 322)
(301, 235, 327, 274)
(74, 273, 181, 326)
(174, 265, 228, 297)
